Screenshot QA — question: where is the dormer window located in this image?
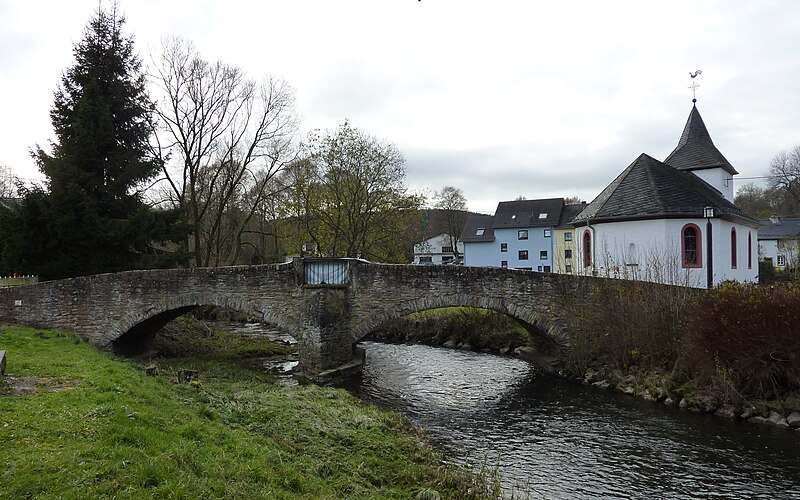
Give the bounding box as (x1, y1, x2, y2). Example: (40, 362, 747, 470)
(476, 228, 485, 236)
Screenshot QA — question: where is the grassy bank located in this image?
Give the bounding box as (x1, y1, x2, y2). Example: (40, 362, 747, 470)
(0, 325, 497, 498)
(370, 307, 529, 353)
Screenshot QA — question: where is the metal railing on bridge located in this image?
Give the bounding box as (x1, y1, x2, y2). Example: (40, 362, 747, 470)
(303, 259, 350, 286)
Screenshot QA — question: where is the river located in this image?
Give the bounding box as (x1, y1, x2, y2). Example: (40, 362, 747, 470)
(220, 322, 800, 498)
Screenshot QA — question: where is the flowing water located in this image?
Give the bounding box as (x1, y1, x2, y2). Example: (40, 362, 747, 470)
(221, 323, 800, 498)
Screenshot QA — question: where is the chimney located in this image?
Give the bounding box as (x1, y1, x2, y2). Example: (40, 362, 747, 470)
(770, 214, 781, 225)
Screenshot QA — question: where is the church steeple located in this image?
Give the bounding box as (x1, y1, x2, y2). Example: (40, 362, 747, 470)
(664, 103, 738, 176)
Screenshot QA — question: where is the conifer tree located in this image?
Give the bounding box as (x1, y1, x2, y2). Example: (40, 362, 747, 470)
(0, 2, 184, 279)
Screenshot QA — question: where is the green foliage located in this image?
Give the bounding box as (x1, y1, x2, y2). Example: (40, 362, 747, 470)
(0, 5, 185, 279)
(372, 307, 529, 351)
(281, 122, 423, 262)
(0, 326, 495, 498)
(680, 282, 800, 401)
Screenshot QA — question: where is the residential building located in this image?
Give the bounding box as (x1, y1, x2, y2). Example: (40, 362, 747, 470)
(462, 198, 563, 271)
(571, 101, 759, 288)
(758, 215, 800, 270)
(413, 232, 464, 265)
(553, 203, 585, 274)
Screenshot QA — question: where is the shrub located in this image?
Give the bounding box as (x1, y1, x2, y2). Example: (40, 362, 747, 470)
(680, 282, 800, 401)
(557, 276, 698, 375)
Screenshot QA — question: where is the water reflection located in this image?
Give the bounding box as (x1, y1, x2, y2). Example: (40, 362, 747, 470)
(346, 341, 800, 498)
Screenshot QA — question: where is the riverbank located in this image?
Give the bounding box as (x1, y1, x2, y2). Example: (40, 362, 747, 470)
(0, 325, 499, 498)
(371, 294, 800, 432)
(369, 307, 529, 355)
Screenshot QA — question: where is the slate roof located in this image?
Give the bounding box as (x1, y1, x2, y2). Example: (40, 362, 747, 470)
(557, 203, 586, 228)
(758, 218, 800, 240)
(460, 214, 495, 243)
(571, 153, 757, 225)
(492, 198, 563, 229)
(664, 103, 738, 175)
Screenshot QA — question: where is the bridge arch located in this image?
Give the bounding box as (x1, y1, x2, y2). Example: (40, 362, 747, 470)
(110, 291, 300, 354)
(350, 293, 567, 353)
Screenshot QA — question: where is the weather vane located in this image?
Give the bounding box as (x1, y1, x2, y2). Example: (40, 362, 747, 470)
(688, 69, 702, 102)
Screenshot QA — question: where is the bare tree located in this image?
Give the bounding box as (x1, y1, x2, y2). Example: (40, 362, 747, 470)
(149, 37, 298, 266)
(768, 145, 800, 206)
(433, 185, 468, 258)
(0, 164, 19, 198)
(564, 195, 584, 205)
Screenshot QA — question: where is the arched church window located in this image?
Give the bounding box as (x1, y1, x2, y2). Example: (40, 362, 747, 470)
(582, 230, 592, 268)
(681, 224, 702, 268)
(627, 243, 638, 265)
(748, 232, 752, 269)
(731, 228, 737, 269)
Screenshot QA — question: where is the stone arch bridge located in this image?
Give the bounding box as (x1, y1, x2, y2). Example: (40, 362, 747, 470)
(0, 259, 600, 381)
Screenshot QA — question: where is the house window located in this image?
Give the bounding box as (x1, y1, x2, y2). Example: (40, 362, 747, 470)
(565, 264, 573, 273)
(731, 228, 737, 269)
(419, 256, 432, 263)
(544, 229, 551, 237)
(442, 256, 453, 264)
(500, 243, 507, 252)
(537, 265, 543, 272)
(564, 232, 573, 241)
(519, 250, 529, 260)
(544, 266, 551, 273)
(778, 255, 786, 267)
(540, 250, 548, 260)
(518, 230, 528, 240)
(582, 230, 592, 268)
(442, 245, 454, 253)
(564, 249, 572, 259)
(681, 223, 702, 268)
(748, 232, 752, 269)
(476, 228, 485, 236)
(501, 260, 508, 268)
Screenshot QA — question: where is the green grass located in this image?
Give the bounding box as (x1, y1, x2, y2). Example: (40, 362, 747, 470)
(0, 326, 497, 499)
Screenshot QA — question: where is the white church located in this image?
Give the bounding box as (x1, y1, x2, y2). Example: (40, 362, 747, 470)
(571, 99, 759, 288)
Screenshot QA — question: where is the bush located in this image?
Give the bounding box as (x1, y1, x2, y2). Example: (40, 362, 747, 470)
(680, 282, 800, 401)
(557, 276, 698, 375)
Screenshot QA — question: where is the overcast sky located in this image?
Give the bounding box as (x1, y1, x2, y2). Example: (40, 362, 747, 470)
(2, 0, 799, 213)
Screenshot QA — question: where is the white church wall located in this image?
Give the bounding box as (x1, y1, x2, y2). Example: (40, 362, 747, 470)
(573, 218, 757, 288)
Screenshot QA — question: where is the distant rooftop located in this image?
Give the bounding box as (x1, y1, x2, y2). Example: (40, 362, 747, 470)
(758, 217, 800, 240)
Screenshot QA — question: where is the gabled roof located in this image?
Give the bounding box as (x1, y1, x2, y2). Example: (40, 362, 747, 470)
(664, 103, 738, 175)
(557, 203, 586, 228)
(493, 198, 563, 228)
(460, 214, 495, 243)
(571, 153, 757, 226)
(758, 218, 800, 240)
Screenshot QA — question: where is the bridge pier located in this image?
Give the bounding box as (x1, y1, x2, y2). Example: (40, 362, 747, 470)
(296, 285, 363, 383)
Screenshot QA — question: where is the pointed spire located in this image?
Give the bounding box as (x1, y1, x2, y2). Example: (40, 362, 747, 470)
(676, 104, 714, 148)
(664, 103, 738, 175)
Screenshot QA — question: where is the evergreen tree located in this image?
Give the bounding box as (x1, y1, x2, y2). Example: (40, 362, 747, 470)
(0, 3, 185, 279)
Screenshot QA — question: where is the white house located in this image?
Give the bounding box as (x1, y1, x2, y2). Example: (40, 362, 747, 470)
(413, 232, 464, 264)
(571, 101, 759, 288)
(758, 216, 800, 271)
(461, 198, 564, 271)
